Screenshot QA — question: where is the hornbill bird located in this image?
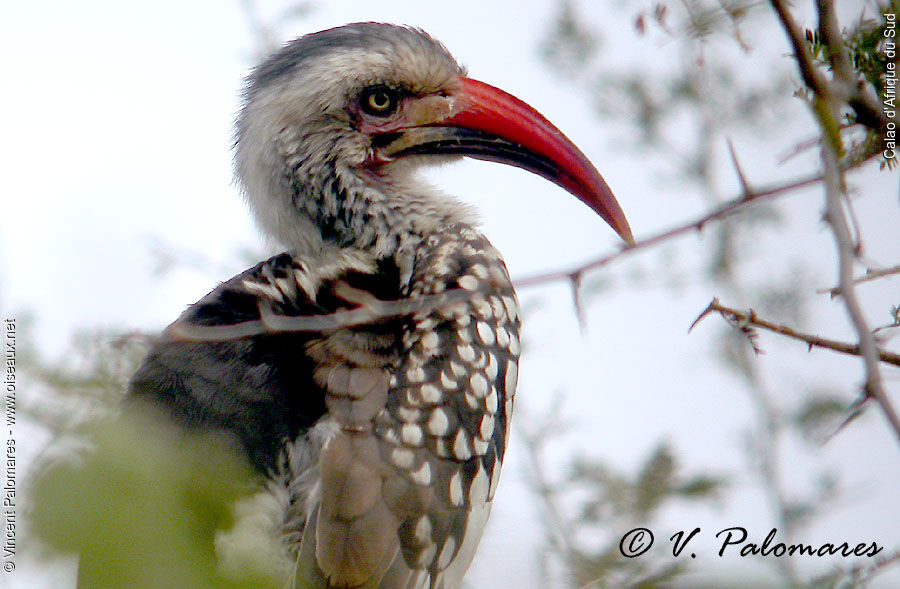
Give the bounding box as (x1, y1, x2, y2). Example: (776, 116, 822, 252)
(128, 23, 632, 589)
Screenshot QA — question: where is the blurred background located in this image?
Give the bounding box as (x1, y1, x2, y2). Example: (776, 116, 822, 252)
(2, 0, 898, 587)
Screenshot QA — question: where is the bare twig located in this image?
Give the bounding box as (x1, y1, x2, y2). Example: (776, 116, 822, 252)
(514, 172, 823, 290)
(769, 0, 900, 446)
(727, 139, 752, 197)
(167, 289, 471, 341)
(817, 263, 900, 296)
(691, 298, 900, 368)
(846, 547, 900, 585)
(770, 0, 830, 100)
(815, 0, 854, 93)
(874, 305, 900, 336)
(776, 123, 857, 164)
(820, 389, 869, 444)
(820, 131, 900, 445)
(570, 273, 588, 333)
(516, 401, 579, 577)
(770, 0, 890, 135)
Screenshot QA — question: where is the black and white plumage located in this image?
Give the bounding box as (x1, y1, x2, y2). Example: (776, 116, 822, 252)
(128, 23, 631, 589)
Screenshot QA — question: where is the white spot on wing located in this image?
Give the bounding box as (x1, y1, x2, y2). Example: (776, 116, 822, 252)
(391, 448, 415, 469)
(401, 424, 424, 447)
(440, 371, 457, 390)
(407, 366, 426, 383)
(502, 296, 519, 322)
(505, 360, 518, 395)
(417, 542, 437, 567)
(508, 332, 520, 356)
(421, 331, 440, 355)
(420, 384, 442, 404)
(470, 373, 488, 398)
(410, 461, 432, 485)
(488, 458, 503, 499)
(453, 430, 472, 460)
(478, 414, 495, 440)
(382, 427, 400, 445)
(473, 296, 492, 319)
(468, 464, 489, 505)
(434, 438, 450, 458)
(485, 353, 498, 381)
(476, 322, 495, 346)
(437, 536, 458, 570)
(414, 516, 432, 543)
(485, 387, 498, 414)
(427, 408, 450, 436)
(398, 407, 421, 423)
(490, 296, 506, 321)
(458, 344, 476, 363)
(449, 471, 464, 506)
(242, 280, 284, 302)
(416, 317, 436, 331)
(458, 275, 478, 290)
(495, 327, 510, 350)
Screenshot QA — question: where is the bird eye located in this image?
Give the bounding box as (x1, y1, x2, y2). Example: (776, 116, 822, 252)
(360, 86, 399, 116)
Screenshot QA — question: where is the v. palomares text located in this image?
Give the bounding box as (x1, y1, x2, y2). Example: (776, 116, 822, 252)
(619, 526, 882, 559)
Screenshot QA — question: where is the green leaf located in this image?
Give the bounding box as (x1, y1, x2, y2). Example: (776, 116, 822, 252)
(30, 408, 281, 589)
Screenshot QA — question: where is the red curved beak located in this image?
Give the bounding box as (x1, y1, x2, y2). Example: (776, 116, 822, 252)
(445, 78, 633, 244)
(380, 77, 633, 244)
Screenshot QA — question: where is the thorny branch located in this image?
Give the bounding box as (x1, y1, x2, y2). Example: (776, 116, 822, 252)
(513, 172, 823, 293)
(817, 263, 900, 296)
(816, 0, 893, 134)
(820, 139, 900, 444)
(769, 0, 891, 136)
(692, 298, 900, 368)
(167, 288, 471, 341)
(768, 0, 900, 447)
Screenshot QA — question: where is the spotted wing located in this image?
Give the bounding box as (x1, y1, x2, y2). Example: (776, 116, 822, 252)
(127, 252, 352, 473)
(127, 229, 521, 589)
(372, 226, 521, 586)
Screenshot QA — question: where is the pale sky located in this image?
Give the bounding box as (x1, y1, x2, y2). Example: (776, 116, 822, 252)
(2, 1, 899, 587)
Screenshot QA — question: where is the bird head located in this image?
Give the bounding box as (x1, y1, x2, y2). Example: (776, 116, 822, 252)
(235, 23, 632, 253)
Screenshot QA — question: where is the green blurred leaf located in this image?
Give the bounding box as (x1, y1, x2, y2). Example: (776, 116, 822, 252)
(31, 408, 280, 589)
(633, 444, 676, 517)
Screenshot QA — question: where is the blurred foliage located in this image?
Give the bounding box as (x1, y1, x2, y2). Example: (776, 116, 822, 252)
(239, 0, 317, 58)
(20, 328, 151, 433)
(31, 408, 281, 589)
(536, 0, 899, 588)
(521, 407, 727, 589)
(10, 0, 899, 588)
(566, 445, 725, 588)
(804, 0, 899, 168)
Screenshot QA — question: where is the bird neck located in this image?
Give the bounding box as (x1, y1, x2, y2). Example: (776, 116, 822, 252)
(284, 152, 477, 262)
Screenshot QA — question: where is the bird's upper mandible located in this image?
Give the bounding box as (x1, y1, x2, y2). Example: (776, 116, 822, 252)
(129, 22, 631, 589)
